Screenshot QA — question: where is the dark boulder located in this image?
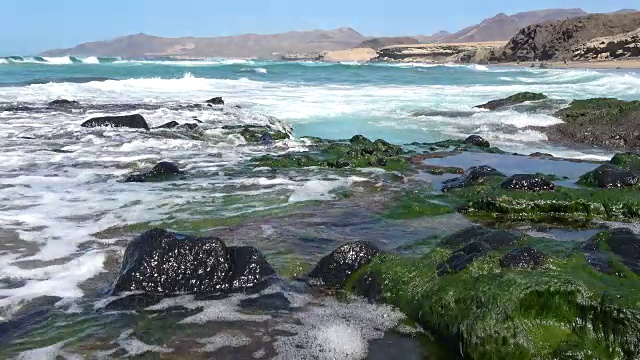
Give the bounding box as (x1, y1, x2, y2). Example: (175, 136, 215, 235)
(48, 99, 79, 107)
(579, 164, 639, 188)
(259, 133, 275, 145)
(529, 152, 554, 158)
(205, 97, 224, 105)
(463, 135, 490, 148)
(81, 114, 149, 130)
(584, 228, 640, 276)
(500, 247, 546, 269)
(501, 174, 556, 191)
(439, 226, 519, 249)
(112, 229, 231, 295)
(437, 241, 491, 276)
(441, 165, 505, 192)
(226, 246, 276, 292)
(125, 161, 183, 183)
(308, 241, 380, 288)
(154, 121, 180, 129)
(112, 229, 276, 296)
(475, 92, 548, 111)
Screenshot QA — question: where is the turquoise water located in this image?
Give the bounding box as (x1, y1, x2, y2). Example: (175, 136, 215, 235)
(0, 57, 638, 358)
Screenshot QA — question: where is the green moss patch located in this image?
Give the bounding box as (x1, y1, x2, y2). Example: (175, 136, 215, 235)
(554, 98, 640, 125)
(346, 246, 640, 359)
(254, 135, 411, 171)
(383, 191, 454, 219)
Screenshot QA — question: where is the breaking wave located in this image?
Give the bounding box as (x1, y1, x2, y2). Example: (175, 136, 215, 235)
(0, 56, 121, 65)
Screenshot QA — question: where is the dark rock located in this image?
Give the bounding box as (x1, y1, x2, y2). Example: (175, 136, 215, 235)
(352, 271, 383, 302)
(239, 292, 291, 311)
(409, 154, 427, 164)
(81, 114, 149, 130)
(529, 152, 554, 158)
(463, 135, 490, 148)
(579, 164, 640, 188)
(155, 121, 180, 129)
(437, 241, 491, 276)
(125, 161, 183, 183)
(112, 229, 231, 295)
(501, 174, 556, 192)
(205, 97, 224, 105)
(500, 247, 547, 269)
(439, 226, 519, 250)
(226, 246, 276, 292)
(441, 165, 505, 192)
(437, 227, 520, 276)
(475, 92, 548, 111)
(259, 133, 275, 145)
(584, 228, 640, 276)
(48, 99, 79, 107)
(308, 241, 380, 288)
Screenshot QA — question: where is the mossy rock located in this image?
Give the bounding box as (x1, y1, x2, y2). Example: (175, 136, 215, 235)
(438, 177, 640, 225)
(475, 92, 548, 111)
(610, 152, 640, 171)
(554, 98, 640, 125)
(253, 135, 410, 171)
(383, 191, 454, 219)
(578, 165, 640, 189)
(427, 139, 507, 154)
(345, 242, 640, 359)
(232, 126, 290, 143)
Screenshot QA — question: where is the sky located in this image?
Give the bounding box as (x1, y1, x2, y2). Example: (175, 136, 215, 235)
(2, 0, 639, 55)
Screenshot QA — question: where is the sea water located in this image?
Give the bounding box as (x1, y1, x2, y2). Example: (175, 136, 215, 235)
(0, 58, 636, 358)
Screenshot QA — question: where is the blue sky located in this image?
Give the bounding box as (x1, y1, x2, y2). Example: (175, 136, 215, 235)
(3, 0, 639, 55)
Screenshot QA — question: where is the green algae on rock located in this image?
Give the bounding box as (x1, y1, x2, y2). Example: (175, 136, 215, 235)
(578, 164, 640, 189)
(546, 98, 640, 149)
(434, 176, 640, 225)
(344, 235, 640, 360)
(254, 135, 411, 171)
(474, 92, 548, 111)
(610, 152, 640, 170)
(554, 98, 640, 125)
(383, 191, 453, 220)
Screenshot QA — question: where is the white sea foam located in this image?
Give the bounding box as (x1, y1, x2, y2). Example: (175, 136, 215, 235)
(82, 56, 100, 64)
(118, 330, 173, 356)
(42, 56, 74, 65)
(197, 331, 252, 352)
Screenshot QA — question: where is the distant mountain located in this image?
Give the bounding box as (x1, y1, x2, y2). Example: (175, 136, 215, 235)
(437, 8, 588, 43)
(612, 9, 639, 14)
(41, 28, 366, 58)
(414, 31, 451, 43)
(357, 37, 420, 49)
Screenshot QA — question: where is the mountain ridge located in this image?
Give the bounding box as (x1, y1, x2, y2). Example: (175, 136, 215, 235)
(41, 9, 639, 59)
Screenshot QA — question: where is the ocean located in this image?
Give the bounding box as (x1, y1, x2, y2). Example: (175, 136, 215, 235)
(0, 56, 638, 358)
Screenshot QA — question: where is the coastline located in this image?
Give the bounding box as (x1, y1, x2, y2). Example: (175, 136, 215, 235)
(495, 59, 640, 70)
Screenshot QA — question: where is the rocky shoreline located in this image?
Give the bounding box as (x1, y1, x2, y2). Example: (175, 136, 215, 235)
(3, 92, 640, 359)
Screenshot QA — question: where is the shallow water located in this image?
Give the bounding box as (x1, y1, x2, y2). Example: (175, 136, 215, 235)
(0, 59, 636, 358)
